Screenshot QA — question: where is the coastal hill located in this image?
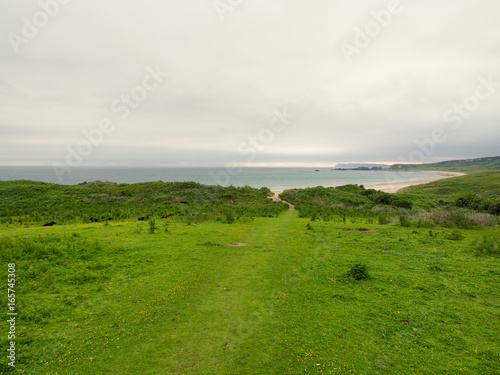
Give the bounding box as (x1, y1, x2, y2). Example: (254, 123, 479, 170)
(390, 156, 500, 172)
(333, 156, 500, 172)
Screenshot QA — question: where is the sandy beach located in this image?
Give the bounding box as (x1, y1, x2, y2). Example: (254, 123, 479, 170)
(270, 171, 466, 196)
(366, 171, 466, 193)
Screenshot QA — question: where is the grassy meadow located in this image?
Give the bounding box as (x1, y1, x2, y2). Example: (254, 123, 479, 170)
(0, 174, 499, 374)
(401, 171, 500, 206)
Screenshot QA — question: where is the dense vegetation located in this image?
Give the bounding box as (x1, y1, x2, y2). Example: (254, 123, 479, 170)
(391, 156, 500, 172)
(281, 184, 433, 210)
(280, 173, 500, 228)
(0, 180, 288, 226)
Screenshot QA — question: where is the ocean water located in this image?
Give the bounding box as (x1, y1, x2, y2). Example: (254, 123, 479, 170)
(0, 166, 439, 191)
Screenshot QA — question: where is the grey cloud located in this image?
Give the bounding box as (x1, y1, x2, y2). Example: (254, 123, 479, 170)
(0, 0, 499, 167)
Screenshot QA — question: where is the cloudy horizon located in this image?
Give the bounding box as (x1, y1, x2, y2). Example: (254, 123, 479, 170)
(1, 0, 499, 168)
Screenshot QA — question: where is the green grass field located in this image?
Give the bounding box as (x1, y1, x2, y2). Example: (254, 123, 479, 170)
(1, 208, 499, 374)
(400, 172, 500, 202)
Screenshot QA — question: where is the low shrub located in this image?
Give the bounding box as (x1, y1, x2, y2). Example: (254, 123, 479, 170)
(378, 213, 389, 225)
(456, 194, 500, 215)
(392, 198, 413, 210)
(416, 218, 434, 228)
(346, 263, 371, 281)
(429, 209, 477, 228)
(473, 236, 500, 256)
(399, 215, 411, 227)
(447, 229, 463, 241)
(471, 213, 496, 227)
(225, 213, 235, 224)
(149, 219, 158, 234)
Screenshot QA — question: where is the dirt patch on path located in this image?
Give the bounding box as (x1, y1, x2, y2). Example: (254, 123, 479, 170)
(269, 192, 295, 210)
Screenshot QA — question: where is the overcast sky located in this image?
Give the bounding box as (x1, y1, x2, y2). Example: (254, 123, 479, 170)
(1, 0, 499, 167)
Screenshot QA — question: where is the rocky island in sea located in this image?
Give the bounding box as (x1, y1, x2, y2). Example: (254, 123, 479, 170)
(332, 163, 390, 171)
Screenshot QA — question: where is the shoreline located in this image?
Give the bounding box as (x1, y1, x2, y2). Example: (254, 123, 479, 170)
(271, 171, 466, 196)
(365, 171, 466, 193)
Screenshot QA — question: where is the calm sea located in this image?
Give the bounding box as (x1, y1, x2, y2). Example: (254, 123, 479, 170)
(0, 166, 439, 191)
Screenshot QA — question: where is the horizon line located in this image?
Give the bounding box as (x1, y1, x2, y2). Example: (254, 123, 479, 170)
(0, 156, 497, 168)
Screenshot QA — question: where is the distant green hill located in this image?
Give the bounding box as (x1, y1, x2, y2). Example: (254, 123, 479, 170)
(400, 171, 500, 199)
(399, 171, 500, 213)
(391, 156, 500, 172)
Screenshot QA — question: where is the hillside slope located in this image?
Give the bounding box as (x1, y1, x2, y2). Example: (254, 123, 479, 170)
(391, 156, 500, 172)
(400, 171, 500, 199)
(0, 180, 288, 224)
(399, 171, 500, 213)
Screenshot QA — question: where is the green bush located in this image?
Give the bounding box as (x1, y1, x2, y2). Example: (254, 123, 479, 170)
(346, 263, 371, 281)
(456, 194, 500, 215)
(430, 209, 477, 228)
(184, 213, 193, 226)
(447, 229, 463, 241)
(378, 213, 388, 225)
(149, 219, 157, 234)
(392, 198, 413, 210)
(456, 194, 483, 210)
(225, 213, 235, 224)
(399, 216, 411, 227)
(416, 218, 434, 228)
(473, 236, 500, 256)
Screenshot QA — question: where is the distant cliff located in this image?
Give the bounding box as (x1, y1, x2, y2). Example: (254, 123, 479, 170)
(390, 156, 500, 172)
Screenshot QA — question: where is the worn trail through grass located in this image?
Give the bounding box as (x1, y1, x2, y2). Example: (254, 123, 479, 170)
(158, 210, 303, 373)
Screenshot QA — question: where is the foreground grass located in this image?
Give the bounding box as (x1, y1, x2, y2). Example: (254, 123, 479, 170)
(1, 212, 499, 374)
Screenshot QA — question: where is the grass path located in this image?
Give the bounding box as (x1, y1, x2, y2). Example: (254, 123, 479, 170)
(270, 192, 295, 210)
(61, 210, 307, 374)
(153, 210, 303, 374)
